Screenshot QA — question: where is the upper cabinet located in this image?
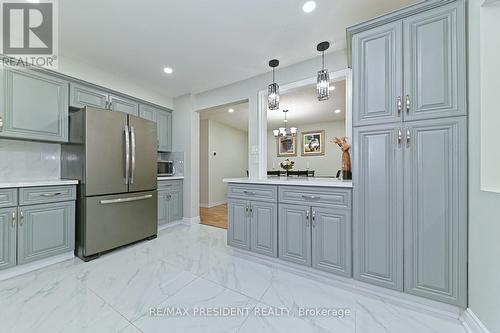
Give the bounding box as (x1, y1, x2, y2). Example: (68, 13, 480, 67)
(352, 21, 403, 126)
(403, 3, 466, 120)
(70, 83, 108, 109)
(0, 67, 69, 142)
(139, 104, 172, 152)
(108, 94, 139, 116)
(350, 1, 466, 126)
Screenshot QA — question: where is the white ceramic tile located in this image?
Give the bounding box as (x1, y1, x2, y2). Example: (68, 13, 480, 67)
(133, 277, 257, 333)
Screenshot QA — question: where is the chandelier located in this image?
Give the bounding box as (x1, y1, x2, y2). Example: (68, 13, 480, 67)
(273, 110, 297, 137)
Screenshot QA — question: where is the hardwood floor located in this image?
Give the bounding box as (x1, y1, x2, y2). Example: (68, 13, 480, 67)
(200, 204, 228, 229)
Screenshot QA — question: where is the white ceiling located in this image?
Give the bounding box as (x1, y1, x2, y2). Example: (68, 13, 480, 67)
(198, 80, 346, 131)
(59, 0, 417, 99)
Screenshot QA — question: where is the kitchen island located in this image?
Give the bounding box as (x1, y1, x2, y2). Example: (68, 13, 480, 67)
(223, 177, 352, 277)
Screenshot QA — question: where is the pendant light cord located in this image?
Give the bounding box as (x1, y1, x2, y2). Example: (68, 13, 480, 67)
(322, 51, 325, 70)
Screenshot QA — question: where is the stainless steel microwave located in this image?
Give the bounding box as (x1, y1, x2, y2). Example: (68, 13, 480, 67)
(157, 160, 175, 176)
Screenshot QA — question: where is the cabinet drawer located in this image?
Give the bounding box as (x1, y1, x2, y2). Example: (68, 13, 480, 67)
(19, 186, 76, 205)
(279, 186, 351, 208)
(158, 180, 182, 190)
(0, 188, 17, 208)
(228, 184, 277, 202)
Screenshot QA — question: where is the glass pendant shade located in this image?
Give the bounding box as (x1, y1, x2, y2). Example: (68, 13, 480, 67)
(317, 69, 330, 101)
(273, 129, 280, 137)
(290, 127, 297, 136)
(279, 127, 286, 136)
(268, 82, 279, 110)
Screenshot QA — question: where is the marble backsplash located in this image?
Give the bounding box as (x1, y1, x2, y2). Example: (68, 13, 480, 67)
(0, 139, 61, 181)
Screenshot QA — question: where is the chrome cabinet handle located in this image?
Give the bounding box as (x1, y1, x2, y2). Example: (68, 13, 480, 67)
(312, 211, 316, 228)
(245, 206, 249, 216)
(130, 126, 136, 184)
(398, 129, 403, 144)
(0, 116, 3, 132)
(100, 194, 152, 205)
(302, 195, 320, 200)
(108, 100, 113, 110)
(40, 192, 62, 197)
(124, 125, 130, 185)
(11, 211, 16, 227)
(405, 95, 410, 114)
(249, 206, 253, 218)
(19, 211, 24, 226)
(397, 96, 402, 116)
(306, 210, 310, 227)
(406, 128, 411, 145)
(243, 190, 256, 195)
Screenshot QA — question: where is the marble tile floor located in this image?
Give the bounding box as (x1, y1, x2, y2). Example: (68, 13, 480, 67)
(0, 224, 468, 333)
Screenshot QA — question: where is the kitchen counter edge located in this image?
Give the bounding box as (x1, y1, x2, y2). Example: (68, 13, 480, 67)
(0, 179, 79, 189)
(223, 177, 353, 188)
(158, 176, 185, 181)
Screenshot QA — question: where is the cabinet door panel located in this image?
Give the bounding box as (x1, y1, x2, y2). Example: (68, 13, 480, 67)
(0, 207, 17, 270)
(250, 201, 277, 257)
(312, 207, 351, 277)
(17, 202, 75, 265)
(227, 199, 250, 250)
(278, 204, 311, 266)
(353, 124, 403, 290)
(157, 110, 172, 152)
(169, 189, 183, 222)
(352, 21, 403, 126)
(69, 83, 108, 109)
(1, 67, 68, 142)
(157, 190, 168, 226)
(109, 95, 139, 116)
(403, 2, 465, 120)
(404, 117, 467, 306)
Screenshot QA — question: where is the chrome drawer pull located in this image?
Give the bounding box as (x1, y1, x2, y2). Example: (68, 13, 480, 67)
(100, 194, 153, 205)
(243, 190, 257, 195)
(302, 195, 320, 200)
(406, 95, 411, 114)
(40, 192, 63, 197)
(397, 96, 402, 116)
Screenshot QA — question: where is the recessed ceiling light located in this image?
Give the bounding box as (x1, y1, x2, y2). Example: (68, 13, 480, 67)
(228, 108, 235, 113)
(163, 67, 173, 74)
(334, 109, 342, 114)
(302, 1, 316, 13)
(329, 85, 335, 91)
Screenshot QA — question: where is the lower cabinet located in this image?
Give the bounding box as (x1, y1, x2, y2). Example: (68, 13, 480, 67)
(17, 202, 75, 265)
(279, 204, 352, 277)
(0, 186, 76, 272)
(228, 199, 278, 257)
(158, 180, 183, 226)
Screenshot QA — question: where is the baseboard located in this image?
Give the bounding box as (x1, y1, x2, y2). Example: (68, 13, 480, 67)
(200, 200, 226, 209)
(182, 216, 200, 225)
(461, 309, 491, 333)
(158, 220, 183, 231)
(0, 251, 74, 281)
(231, 247, 463, 322)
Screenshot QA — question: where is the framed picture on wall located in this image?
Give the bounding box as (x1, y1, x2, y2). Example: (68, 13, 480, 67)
(301, 130, 325, 156)
(277, 135, 297, 157)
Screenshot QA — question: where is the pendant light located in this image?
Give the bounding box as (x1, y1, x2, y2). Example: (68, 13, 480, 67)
(316, 41, 330, 101)
(268, 59, 280, 110)
(273, 110, 297, 137)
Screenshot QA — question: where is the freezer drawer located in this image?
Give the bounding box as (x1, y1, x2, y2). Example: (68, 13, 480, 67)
(80, 190, 157, 257)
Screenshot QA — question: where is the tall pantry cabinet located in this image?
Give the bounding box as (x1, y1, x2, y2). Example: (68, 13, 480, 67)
(349, 0, 467, 307)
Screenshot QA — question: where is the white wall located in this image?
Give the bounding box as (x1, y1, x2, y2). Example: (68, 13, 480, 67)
(57, 56, 173, 109)
(267, 121, 345, 177)
(173, 50, 348, 218)
(468, 0, 500, 332)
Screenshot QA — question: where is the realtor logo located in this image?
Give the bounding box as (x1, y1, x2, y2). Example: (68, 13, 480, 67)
(0, 0, 58, 68)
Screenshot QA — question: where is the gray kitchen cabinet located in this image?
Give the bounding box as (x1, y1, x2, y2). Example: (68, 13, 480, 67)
(139, 105, 173, 152)
(404, 117, 467, 306)
(352, 21, 403, 126)
(17, 201, 75, 265)
(0, 207, 17, 270)
(403, 2, 466, 121)
(109, 94, 139, 116)
(157, 180, 183, 226)
(250, 201, 277, 257)
(227, 198, 250, 250)
(69, 83, 109, 109)
(157, 110, 173, 152)
(353, 123, 404, 290)
(278, 203, 311, 267)
(312, 207, 351, 277)
(0, 66, 69, 142)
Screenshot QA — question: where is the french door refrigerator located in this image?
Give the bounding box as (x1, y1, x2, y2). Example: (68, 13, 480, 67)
(62, 107, 157, 261)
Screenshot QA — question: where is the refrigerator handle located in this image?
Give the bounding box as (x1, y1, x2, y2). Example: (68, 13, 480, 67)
(124, 125, 130, 185)
(130, 126, 136, 184)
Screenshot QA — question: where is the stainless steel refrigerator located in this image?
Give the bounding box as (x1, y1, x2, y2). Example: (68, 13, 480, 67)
(62, 107, 157, 261)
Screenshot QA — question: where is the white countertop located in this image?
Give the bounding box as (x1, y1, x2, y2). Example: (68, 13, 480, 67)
(0, 179, 79, 189)
(158, 176, 184, 181)
(223, 177, 353, 188)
